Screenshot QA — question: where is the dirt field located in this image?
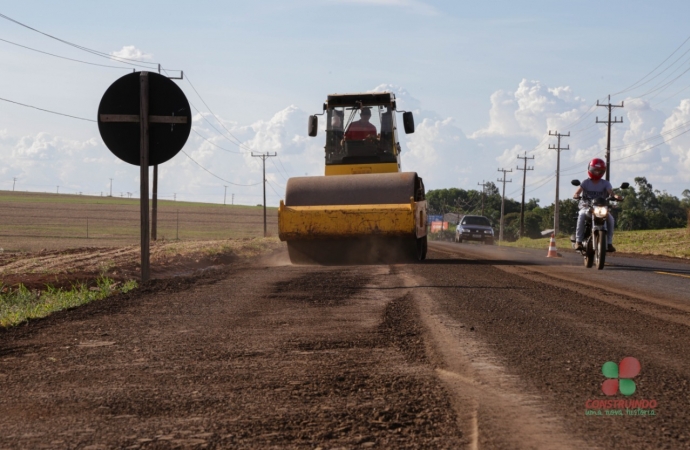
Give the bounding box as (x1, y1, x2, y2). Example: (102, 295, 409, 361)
(0, 191, 278, 252)
(0, 238, 281, 291)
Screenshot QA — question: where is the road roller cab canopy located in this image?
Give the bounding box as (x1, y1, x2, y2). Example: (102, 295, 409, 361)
(307, 93, 415, 174)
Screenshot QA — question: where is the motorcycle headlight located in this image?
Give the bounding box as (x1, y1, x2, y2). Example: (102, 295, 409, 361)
(593, 206, 609, 218)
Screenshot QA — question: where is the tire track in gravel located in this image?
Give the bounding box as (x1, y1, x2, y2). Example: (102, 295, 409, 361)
(402, 248, 690, 449)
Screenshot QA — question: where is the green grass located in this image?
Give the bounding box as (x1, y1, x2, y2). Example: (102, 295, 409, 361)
(499, 228, 690, 259)
(0, 277, 137, 328)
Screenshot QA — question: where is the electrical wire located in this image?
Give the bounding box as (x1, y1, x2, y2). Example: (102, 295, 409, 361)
(276, 157, 291, 179)
(185, 74, 254, 152)
(189, 102, 253, 153)
(270, 158, 288, 182)
(180, 150, 261, 186)
(265, 179, 282, 198)
(191, 128, 244, 154)
(611, 34, 690, 96)
(0, 12, 160, 68)
(0, 37, 132, 69)
(0, 96, 95, 122)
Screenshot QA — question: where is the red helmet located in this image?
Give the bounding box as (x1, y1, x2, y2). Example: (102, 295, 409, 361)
(588, 158, 606, 181)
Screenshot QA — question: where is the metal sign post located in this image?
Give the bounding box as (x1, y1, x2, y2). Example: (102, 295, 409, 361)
(98, 71, 191, 282)
(139, 72, 151, 280)
(152, 165, 158, 241)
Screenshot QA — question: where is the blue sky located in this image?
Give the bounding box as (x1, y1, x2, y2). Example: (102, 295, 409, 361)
(2, 0, 690, 205)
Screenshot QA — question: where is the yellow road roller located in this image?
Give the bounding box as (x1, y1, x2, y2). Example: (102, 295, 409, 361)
(278, 92, 427, 264)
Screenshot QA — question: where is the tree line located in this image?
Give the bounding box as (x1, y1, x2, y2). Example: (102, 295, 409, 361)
(427, 177, 690, 241)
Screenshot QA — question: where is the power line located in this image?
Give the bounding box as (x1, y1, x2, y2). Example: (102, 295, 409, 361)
(189, 102, 252, 153)
(185, 75, 254, 152)
(180, 150, 261, 186)
(270, 158, 288, 182)
(191, 128, 244, 154)
(265, 179, 282, 198)
(0, 96, 95, 122)
(0, 12, 160, 68)
(611, 34, 690, 96)
(0, 37, 132, 69)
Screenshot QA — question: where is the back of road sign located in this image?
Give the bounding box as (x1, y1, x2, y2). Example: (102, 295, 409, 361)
(97, 72, 192, 166)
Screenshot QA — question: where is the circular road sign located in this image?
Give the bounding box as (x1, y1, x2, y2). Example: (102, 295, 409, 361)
(98, 71, 192, 166)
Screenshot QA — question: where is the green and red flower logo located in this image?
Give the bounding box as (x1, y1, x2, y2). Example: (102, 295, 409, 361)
(601, 357, 641, 396)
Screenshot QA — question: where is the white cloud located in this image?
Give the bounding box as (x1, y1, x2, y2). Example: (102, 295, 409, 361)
(472, 79, 589, 140)
(3, 82, 689, 205)
(110, 45, 153, 61)
(660, 99, 690, 181)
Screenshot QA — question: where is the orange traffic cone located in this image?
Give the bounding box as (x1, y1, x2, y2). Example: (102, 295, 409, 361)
(546, 233, 561, 258)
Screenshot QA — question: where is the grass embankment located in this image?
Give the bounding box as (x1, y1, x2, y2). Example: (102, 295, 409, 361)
(499, 228, 690, 259)
(0, 237, 283, 328)
(0, 278, 137, 327)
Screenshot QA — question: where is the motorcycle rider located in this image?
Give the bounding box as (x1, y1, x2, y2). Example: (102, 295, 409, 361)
(573, 158, 622, 252)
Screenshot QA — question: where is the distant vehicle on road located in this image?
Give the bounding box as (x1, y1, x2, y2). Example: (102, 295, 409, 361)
(455, 215, 494, 245)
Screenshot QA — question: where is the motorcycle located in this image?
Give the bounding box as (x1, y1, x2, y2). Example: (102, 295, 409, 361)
(569, 180, 629, 270)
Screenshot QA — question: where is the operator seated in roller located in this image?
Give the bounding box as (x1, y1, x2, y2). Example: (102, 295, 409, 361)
(573, 158, 621, 253)
(345, 107, 377, 141)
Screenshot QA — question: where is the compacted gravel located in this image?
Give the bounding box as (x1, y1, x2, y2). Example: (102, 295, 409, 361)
(1, 245, 688, 449)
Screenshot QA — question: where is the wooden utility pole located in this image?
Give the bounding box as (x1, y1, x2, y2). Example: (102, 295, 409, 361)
(497, 168, 512, 242)
(477, 181, 488, 216)
(596, 95, 624, 181)
(517, 152, 535, 238)
(548, 130, 570, 236)
(251, 152, 277, 237)
(139, 72, 151, 281)
(152, 165, 158, 241)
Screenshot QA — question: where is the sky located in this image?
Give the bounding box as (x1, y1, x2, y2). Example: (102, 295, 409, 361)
(1, 0, 690, 207)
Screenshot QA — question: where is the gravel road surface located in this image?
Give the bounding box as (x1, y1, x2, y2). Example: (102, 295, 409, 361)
(1, 244, 688, 449)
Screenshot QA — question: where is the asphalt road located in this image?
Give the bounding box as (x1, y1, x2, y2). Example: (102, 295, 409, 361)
(431, 241, 690, 312)
(0, 244, 688, 449)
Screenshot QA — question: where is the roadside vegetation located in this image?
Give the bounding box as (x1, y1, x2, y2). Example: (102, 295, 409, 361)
(0, 277, 137, 327)
(0, 238, 283, 328)
(426, 177, 689, 246)
(499, 228, 690, 259)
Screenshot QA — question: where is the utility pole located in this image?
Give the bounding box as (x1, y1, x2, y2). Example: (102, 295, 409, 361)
(57, 186, 60, 194)
(477, 181, 488, 216)
(223, 185, 228, 205)
(516, 152, 535, 238)
(174, 193, 176, 202)
(548, 130, 570, 236)
(12, 177, 17, 191)
(232, 193, 235, 205)
(497, 168, 512, 242)
(596, 95, 624, 181)
(109, 178, 113, 197)
(251, 152, 277, 237)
